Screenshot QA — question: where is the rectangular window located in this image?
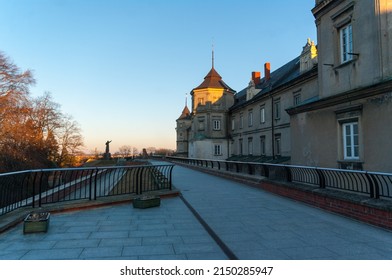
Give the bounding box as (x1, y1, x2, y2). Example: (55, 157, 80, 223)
(340, 23, 353, 63)
(248, 138, 253, 155)
(214, 144, 222, 156)
(248, 110, 253, 127)
(274, 100, 281, 120)
(198, 98, 204, 105)
(260, 106, 265, 123)
(239, 139, 243, 155)
(260, 136, 266, 156)
(240, 113, 244, 129)
(213, 120, 221, 131)
(231, 117, 235, 130)
(343, 122, 359, 159)
(294, 94, 301, 106)
(274, 134, 281, 156)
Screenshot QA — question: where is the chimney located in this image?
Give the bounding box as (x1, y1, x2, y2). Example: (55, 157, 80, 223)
(251, 71, 261, 85)
(264, 62, 271, 82)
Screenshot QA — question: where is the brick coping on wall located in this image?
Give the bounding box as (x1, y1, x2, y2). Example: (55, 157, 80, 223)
(175, 162, 392, 231)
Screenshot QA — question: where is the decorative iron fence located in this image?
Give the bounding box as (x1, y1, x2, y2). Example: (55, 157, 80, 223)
(166, 156, 392, 200)
(0, 164, 174, 216)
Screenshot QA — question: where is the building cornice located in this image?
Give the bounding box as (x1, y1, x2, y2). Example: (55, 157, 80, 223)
(312, 0, 345, 19)
(286, 78, 392, 115)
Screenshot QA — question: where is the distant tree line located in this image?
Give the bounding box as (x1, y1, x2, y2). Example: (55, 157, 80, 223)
(114, 146, 174, 158)
(0, 51, 84, 172)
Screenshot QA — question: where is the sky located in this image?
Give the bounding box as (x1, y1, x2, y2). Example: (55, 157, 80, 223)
(0, 0, 317, 154)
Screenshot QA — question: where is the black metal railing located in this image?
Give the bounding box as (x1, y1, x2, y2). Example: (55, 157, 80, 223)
(166, 156, 392, 200)
(0, 164, 174, 216)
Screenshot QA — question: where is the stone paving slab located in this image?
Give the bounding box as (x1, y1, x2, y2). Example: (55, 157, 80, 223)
(171, 164, 392, 260)
(0, 197, 228, 260)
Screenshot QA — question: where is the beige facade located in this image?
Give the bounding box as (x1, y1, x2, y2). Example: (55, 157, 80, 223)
(229, 42, 318, 162)
(175, 105, 191, 157)
(176, 0, 392, 172)
(176, 63, 235, 160)
(288, 0, 392, 172)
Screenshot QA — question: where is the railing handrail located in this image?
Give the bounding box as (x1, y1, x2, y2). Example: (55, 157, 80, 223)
(166, 156, 392, 176)
(166, 156, 392, 200)
(0, 163, 175, 216)
(0, 164, 175, 177)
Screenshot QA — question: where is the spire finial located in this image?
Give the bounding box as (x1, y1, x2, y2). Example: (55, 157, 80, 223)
(185, 93, 188, 107)
(212, 39, 215, 68)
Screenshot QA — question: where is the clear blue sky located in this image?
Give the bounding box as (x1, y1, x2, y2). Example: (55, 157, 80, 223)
(0, 0, 317, 154)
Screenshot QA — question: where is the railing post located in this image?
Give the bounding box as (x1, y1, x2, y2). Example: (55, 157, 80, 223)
(136, 167, 144, 195)
(92, 168, 99, 200)
(248, 164, 253, 175)
(365, 172, 379, 199)
(38, 171, 44, 207)
(262, 164, 269, 178)
(169, 165, 173, 190)
(316, 169, 326, 189)
(285, 166, 292, 182)
(31, 172, 37, 208)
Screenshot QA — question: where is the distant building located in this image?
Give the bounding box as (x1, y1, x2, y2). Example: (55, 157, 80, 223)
(176, 0, 392, 172)
(175, 54, 236, 160)
(175, 103, 191, 158)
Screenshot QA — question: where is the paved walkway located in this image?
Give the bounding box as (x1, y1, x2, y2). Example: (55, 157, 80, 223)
(0, 163, 392, 260)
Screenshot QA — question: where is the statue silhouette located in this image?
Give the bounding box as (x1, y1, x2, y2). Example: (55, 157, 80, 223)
(105, 140, 112, 154)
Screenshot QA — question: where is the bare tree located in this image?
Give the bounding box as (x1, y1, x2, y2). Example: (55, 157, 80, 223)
(0, 51, 84, 171)
(146, 147, 156, 155)
(56, 115, 84, 167)
(118, 145, 132, 158)
(132, 147, 138, 157)
(0, 51, 35, 102)
(155, 148, 174, 156)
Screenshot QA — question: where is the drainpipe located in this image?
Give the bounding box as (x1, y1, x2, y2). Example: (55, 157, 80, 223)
(271, 94, 275, 159)
(264, 62, 274, 160)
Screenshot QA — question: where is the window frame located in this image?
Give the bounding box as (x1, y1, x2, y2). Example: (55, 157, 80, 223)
(340, 23, 353, 63)
(260, 106, 265, 124)
(248, 110, 253, 127)
(248, 137, 253, 155)
(260, 136, 266, 156)
(274, 100, 281, 120)
(214, 144, 222, 156)
(274, 134, 281, 156)
(342, 122, 359, 160)
(294, 93, 301, 106)
(213, 119, 221, 131)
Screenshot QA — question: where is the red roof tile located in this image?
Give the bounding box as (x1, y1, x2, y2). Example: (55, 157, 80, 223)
(194, 67, 235, 92)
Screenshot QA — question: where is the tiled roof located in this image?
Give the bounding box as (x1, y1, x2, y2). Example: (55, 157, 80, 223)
(194, 67, 235, 92)
(178, 105, 191, 120)
(231, 56, 302, 109)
